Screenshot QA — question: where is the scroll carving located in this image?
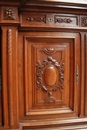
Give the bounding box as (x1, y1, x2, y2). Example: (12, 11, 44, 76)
(4, 8, 15, 20)
(54, 17, 72, 23)
(7, 29, 14, 126)
(81, 17, 87, 27)
(36, 56, 64, 104)
(27, 15, 46, 23)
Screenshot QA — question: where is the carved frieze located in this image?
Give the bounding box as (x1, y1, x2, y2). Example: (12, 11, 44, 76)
(54, 17, 72, 23)
(36, 56, 64, 104)
(81, 17, 87, 27)
(27, 15, 46, 23)
(4, 8, 15, 20)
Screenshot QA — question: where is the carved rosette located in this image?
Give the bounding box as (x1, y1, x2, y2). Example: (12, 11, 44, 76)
(54, 17, 72, 23)
(36, 56, 64, 104)
(27, 15, 46, 23)
(4, 8, 15, 20)
(81, 17, 87, 27)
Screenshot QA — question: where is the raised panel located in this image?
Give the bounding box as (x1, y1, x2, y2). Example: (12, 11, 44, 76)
(18, 32, 81, 119)
(17, 32, 81, 129)
(34, 44, 68, 107)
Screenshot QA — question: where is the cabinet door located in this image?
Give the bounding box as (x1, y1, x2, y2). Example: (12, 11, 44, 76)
(18, 32, 80, 120)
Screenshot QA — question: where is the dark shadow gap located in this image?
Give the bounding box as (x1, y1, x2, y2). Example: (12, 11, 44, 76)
(0, 28, 2, 127)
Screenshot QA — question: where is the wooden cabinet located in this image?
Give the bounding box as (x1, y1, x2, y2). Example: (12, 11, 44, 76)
(0, 0, 87, 129)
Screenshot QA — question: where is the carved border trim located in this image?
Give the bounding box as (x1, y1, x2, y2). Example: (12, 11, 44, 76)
(7, 29, 14, 126)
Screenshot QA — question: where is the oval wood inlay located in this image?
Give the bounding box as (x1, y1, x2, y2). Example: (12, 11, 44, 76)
(44, 66, 57, 86)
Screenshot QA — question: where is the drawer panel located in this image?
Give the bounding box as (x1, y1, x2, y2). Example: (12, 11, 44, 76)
(20, 13, 79, 28)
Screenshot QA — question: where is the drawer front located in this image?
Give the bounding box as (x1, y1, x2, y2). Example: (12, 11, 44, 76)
(20, 13, 79, 28)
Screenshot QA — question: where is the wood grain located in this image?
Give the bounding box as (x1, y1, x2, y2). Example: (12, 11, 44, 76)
(0, 0, 87, 129)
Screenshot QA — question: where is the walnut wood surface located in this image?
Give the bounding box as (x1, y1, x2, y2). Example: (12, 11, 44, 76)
(0, 0, 87, 130)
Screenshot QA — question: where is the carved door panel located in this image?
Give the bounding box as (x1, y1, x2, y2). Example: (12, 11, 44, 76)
(18, 32, 80, 120)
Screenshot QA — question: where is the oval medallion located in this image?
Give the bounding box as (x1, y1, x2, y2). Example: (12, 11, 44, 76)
(44, 66, 57, 86)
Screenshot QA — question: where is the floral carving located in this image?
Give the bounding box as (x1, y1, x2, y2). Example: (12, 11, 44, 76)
(36, 56, 64, 104)
(4, 8, 15, 20)
(81, 17, 87, 27)
(27, 16, 46, 23)
(54, 17, 72, 23)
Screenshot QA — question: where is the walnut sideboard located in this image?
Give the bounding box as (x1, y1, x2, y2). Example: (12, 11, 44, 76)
(1, 0, 87, 129)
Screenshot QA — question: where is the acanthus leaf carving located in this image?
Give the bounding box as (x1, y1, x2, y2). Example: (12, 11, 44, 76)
(36, 56, 64, 104)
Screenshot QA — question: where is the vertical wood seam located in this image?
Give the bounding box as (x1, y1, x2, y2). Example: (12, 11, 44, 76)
(85, 34, 87, 116)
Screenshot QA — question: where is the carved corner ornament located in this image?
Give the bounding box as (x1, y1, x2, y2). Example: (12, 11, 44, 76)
(81, 17, 87, 27)
(4, 8, 15, 20)
(36, 56, 64, 104)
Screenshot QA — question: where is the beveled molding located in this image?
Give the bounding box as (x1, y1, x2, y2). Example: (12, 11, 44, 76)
(19, 118, 87, 130)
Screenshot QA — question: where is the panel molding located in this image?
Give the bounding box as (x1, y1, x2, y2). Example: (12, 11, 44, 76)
(23, 32, 80, 117)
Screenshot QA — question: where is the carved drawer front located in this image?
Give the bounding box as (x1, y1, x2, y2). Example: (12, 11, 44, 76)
(18, 32, 81, 121)
(54, 15, 78, 27)
(20, 13, 79, 28)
